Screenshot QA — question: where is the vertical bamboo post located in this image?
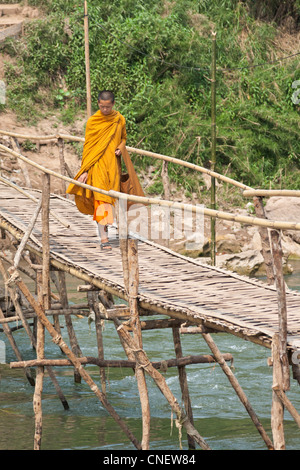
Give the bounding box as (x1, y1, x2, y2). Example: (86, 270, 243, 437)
(57, 270, 82, 383)
(42, 173, 51, 311)
(270, 229, 290, 391)
(252, 196, 275, 285)
(58, 137, 67, 196)
(84, 0, 92, 118)
(87, 290, 107, 394)
(120, 236, 151, 450)
(10, 137, 32, 188)
(161, 160, 170, 201)
(49, 271, 63, 338)
(271, 334, 285, 449)
(210, 31, 217, 266)
(33, 269, 45, 450)
(201, 331, 274, 449)
(172, 327, 195, 449)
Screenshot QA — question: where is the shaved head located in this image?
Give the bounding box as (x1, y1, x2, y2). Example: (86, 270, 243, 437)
(98, 90, 115, 103)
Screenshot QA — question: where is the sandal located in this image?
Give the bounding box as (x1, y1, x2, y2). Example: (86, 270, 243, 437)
(101, 241, 112, 251)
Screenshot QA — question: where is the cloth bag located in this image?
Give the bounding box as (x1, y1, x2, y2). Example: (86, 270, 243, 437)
(117, 148, 145, 209)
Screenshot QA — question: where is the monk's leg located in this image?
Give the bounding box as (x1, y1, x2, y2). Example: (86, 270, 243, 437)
(94, 202, 115, 249)
(98, 222, 109, 244)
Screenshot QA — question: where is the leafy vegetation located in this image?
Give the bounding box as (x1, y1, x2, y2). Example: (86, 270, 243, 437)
(1, 0, 299, 200)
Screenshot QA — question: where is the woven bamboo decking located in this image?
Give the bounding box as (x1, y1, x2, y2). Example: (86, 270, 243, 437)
(1, 182, 300, 353)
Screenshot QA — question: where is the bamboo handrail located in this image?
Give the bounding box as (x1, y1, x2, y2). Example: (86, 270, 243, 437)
(0, 174, 70, 228)
(243, 189, 300, 198)
(0, 128, 251, 190)
(1, 143, 300, 232)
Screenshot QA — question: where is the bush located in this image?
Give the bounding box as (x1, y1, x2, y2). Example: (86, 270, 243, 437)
(2, 0, 299, 194)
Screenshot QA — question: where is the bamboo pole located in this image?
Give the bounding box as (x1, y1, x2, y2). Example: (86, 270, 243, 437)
(210, 31, 217, 267)
(244, 189, 300, 198)
(161, 160, 170, 201)
(33, 269, 44, 450)
(271, 334, 285, 450)
(9, 267, 142, 450)
(87, 290, 106, 394)
(120, 237, 151, 450)
(1, 143, 300, 231)
(116, 320, 211, 450)
(252, 197, 275, 285)
(10, 137, 32, 188)
(0, 130, 251, 190)
(1, 130, 300, 199)
(201, 330, 274, 450)
(272, 386, 300, 428)
(172, 326, 195, 449)
(10, 353, 234, 369)
(84, 1, 92, 118)
(42, 174, 51, 311)
(57, 137, 67, 196)
(57, 270, 82, 383)
(49, 271, 63, 338)
(13, 197, 42, 269)
(270, 230, 290, 391)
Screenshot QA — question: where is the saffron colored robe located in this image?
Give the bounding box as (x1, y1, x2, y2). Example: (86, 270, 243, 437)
(66, 109, 126, 219)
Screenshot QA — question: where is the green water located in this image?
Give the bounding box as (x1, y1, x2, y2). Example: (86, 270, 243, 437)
(0, 261, 300, 451)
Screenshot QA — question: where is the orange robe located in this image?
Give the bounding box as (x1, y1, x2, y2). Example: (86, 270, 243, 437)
(66, 110, 126, 223)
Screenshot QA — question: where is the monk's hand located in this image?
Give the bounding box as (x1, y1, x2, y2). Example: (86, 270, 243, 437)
(78, 172, 88, 183)
(115, 148, 122, 157)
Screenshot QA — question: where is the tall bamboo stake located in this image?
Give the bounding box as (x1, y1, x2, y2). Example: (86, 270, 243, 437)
(42, 174, 51, 311)
(172, 326, 195, 449)
(33, 269, 44, 450)
(84, 0, 92, 118)
(252, 196, 275, 285)
(119, 236, 151, 450)
(270, 230, 290, 391)
(210, 31, 217, 266)
(57, 270, 82, 383)
(87, 290, 107, 394)
(271, 334, 285, 449)
(58, 137, 67, 196)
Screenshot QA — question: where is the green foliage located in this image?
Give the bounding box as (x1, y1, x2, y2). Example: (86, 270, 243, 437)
(1, 0, 300, 195)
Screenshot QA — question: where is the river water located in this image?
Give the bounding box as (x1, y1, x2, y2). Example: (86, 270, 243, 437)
(0, 261, 299, 451)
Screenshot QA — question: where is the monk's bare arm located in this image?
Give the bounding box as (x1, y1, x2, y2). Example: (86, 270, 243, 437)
(115, 120, 127, 156)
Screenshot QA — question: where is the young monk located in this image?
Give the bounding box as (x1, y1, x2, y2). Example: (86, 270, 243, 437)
(66, 90, 126, 250)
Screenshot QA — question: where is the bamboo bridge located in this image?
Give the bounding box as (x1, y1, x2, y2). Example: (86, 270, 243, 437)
(0, 131, 300, 451)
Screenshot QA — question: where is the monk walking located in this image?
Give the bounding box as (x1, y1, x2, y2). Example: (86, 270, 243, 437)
(66, 90, 127, 250)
